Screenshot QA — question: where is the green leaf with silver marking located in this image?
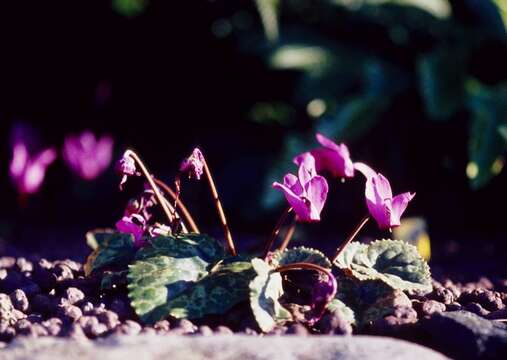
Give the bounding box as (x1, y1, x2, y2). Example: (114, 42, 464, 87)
(87, 232, 137, 274)
(249, 258, 292, 332)
(127, 234, 226, 323)
(270, 246, 332, 269)
(334, 239, 432, 294)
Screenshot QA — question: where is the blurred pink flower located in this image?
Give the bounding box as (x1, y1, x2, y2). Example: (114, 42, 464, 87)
(63, 131, 114, 180)
(180, 148, 204, 180)
(355, 163, 415, 230)
(115, 214, 146, 248)
(9, 128, 57, 195)
(273, 153, 329, 222)
(294, 133, 354, 178)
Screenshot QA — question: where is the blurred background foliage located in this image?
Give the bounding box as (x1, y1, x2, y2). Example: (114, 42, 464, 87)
(1, 0, 507, 261)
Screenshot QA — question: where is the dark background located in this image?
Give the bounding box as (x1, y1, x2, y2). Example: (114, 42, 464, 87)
(0, 0, 505, 278)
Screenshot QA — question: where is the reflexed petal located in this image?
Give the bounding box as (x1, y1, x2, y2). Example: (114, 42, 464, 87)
(315, 133, 340, 151)
(273, 182, 312, 222)
(390, 192, 415, 226)
(372, 173, 393, 201)
(297, 152, 317, 186)
(283, 173, 303, 195)
(304, 175, 328, 218)
(354, 162, 377, 179)
(365, 176, 391, 229)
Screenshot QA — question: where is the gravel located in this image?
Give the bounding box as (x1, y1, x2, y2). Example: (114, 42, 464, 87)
(0, 255, 506, 358)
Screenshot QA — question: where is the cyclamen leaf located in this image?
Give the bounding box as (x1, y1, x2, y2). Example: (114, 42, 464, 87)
(127, 234, 226, 324)
(334, 239, 432, 294)
(270, 246, 332, 268)
(163, 261, 256, 320)
(249, 258, 292, 332)
(84, 232, 137, 276)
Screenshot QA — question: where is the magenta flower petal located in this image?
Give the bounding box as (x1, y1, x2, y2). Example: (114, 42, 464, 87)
(391, 192, 415, 225)
(354, 162, 377, 179)
(283, 173, 303, 195)
(180, 148, 205, 180)
(63, 131, 114, 180)
(273, 153, 328, 222)
(364, 172, 414, 230)
(304, 175, 329, 220)
(10, 143, 57, 195)
(273, 182, 313, 222)
(294, 133, 354, 178)
(115, 214, 146, 247)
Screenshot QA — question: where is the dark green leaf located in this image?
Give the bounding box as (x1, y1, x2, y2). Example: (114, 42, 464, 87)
(316, 95, 389, 142)
(270, 246, 332, 268)
(418, 48, 466, 120)
(127, 234, 226, 323)
(86, 232, 137, 275)
(466, 80, 507, 189)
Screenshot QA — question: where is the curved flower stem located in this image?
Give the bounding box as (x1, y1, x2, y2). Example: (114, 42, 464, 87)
(161, 198, 188, 233)
(154, 177, 200, 233)
(331, 215, 370, 264)
(124, 150, 174, 225)
(262, 206, 293, 258)
(275, 262, 334, 280)
(202, 159, 237, 256)
(277, 219, 297, 252)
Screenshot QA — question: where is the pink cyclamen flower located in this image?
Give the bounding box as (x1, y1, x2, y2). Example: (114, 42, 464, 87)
(63, 131, 114, 180)
(10, 141, 57, 195)
(294, 133, 354, 178)
(355, 162, 415, 230)
(273, 153, 329, 222)
(116, 151, 138, 190)
(115, 214, 146, 247)
(180, 148, 205, 180)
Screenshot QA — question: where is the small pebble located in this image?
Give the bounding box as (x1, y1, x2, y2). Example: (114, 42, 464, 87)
(10, 289, 29, 312)
(175, 319, 197, 334)
(215, 325, 233, 335)
(42, 318, 62, 336)
(65, 287, 85, 305)
(53, 264, 74, 282)
(80, 301, 94, 314)
(0, 257, 16, 269)
(154, 320, 171, 333)
(197, 325, 213, 336)
(115, 320, 141, 335)
(58, 304, 82, 323)
(97, 310, 119, 330)
(16, 258, 33, 273)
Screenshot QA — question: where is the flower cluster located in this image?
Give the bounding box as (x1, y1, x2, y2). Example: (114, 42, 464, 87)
(274, 133, 415, 230)
(9, 125, 114, 197)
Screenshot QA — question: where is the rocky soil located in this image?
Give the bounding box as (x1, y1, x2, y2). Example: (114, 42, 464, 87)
(0, 255, 506, 359)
